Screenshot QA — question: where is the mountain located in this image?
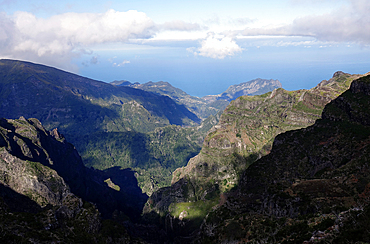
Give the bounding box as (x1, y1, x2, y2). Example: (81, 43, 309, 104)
(0, 117, 147, 243)
(197, 73, 370, 243)
(0, 59, 205, 195)
(203, 78, 282, 102)
(171, 71, 362, 188)
(110, 80, 135, 86)
(111, 80, 228, 120)
(0, 59, 200, 137)
(143, 71, 366, 239)
(112, 78, 281, 120)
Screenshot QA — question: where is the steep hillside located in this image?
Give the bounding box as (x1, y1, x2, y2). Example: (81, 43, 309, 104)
(0, 59, 200, 137)
(74, 108, 223, 195)
(0, 117, 147, 220)
(0, 59, 205, 195)
(197, 73, 370, 243)
(143, 71, 365, 238)
(172, 71, 362, 190)
(0, 117, 147, 243)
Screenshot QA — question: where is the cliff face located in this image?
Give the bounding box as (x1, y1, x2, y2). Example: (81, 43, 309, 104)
(198, 74, 370, 243)
(0, 117, 78, 207)
(142, 71, 366, 240)
(172, 72, 362, 192)
(0, 117, 146, 243)
(0, 116, 157, 242)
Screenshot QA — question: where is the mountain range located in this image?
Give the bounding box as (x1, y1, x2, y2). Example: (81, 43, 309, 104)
(110, 78, 282, 119)
(0, 59, 280, 195)
(0, 59, 200, 135)
(1, 59, 370, 243)
(143, 71, 367, 241)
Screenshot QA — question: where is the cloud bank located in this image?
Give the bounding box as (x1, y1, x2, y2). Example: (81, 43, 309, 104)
(0, 9, 154, 70)
(241, 0, 370, 45)
(1, 0, 369, 69)
(159, 20, 201, 31)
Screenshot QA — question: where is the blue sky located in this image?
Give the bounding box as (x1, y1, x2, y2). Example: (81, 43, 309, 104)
(1, 0, 370, 96)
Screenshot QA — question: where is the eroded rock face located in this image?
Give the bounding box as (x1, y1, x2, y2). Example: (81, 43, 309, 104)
(0, 117, 146, 243)
(0, 117, 71, 207)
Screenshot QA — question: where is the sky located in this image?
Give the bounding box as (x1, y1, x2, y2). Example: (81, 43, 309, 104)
(0, 0, 370, 97)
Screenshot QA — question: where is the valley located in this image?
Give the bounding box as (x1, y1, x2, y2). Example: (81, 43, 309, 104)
(0, 59, 280, 195)
(0, 59, 370, 243)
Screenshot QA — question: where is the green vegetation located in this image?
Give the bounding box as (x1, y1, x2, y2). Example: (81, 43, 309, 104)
(73, 125, 202, 194)
(169, 197, 219, 220)
(104, 178, 121, 191)
(128, 80, 229, 120)
(169, 196, 220, 232)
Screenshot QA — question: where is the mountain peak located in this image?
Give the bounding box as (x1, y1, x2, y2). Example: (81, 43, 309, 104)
(333, 70, 346, 78)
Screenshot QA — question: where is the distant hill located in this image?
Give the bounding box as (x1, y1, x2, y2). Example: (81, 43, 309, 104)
(203, 78, 282, 102)
(0, 59, 200, 137)
(111, 78, 281, 120)
(110, 80, 133, 86)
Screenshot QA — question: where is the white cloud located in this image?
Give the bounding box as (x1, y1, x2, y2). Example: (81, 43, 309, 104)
(228, 17, 255, 26)
(113, 60, 130, 67)
(159, 20, 201, 31)
(108, 56, 117, 63)
(190, 34, 242, 59)
(12, 9, 155, 54)
(241, 0, 370, 45)
(0, 9, 154, 70)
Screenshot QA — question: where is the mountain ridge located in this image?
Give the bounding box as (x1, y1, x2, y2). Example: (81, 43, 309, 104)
(111, 78, 281, 120)
(0, 59, 205, 195)
(196, 73, 370, 243)
(203, 78, 282, 102)
(143, 71, 367, 240)
(0, 59, 200, 136)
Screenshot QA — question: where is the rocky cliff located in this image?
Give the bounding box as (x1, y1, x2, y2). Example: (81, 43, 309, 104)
(197, 74, 370, 243)
(142, 71, 366, 240)
(0, 117, 146, 243)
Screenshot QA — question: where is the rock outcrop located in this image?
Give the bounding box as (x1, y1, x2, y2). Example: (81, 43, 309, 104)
(0, 117, 146, 243)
